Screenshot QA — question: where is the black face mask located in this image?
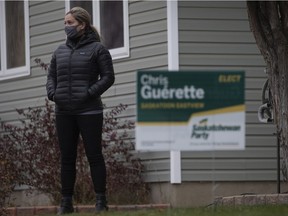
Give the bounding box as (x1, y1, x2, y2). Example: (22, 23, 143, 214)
(65, 26, 80, 39)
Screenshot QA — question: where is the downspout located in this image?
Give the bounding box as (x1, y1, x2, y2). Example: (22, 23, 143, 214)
(167, 0, 181, 184)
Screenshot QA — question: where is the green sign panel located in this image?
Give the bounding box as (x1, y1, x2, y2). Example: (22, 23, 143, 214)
(136, 71, 245, 151)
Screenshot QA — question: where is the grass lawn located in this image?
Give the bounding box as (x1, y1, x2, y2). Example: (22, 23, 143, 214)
(44, 205, 288, 216)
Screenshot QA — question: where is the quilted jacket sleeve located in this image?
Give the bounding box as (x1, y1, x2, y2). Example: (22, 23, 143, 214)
(88, 45, 115, 97)
(46, 53, 57, 101)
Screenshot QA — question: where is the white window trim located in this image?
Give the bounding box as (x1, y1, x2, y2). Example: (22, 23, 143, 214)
(0, 0, 30, 81)
(167, 0, 181, 184)
(65, 0, 130, 60)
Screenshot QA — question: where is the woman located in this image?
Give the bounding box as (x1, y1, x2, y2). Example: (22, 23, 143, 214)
(46, 7, 115, 214)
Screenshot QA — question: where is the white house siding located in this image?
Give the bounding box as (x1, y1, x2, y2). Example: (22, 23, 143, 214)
(178, 1, 277, 181)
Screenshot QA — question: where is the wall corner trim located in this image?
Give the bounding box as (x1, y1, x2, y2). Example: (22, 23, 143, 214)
(167, 0, 181, 184)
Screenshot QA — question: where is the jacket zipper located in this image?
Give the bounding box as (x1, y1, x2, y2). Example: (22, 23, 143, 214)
(68, 48, 75, 109)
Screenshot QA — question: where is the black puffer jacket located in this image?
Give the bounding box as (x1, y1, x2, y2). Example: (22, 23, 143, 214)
(46, 30, 115, 114)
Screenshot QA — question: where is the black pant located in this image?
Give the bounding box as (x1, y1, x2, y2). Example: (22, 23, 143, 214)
(56, 113, 106, 197)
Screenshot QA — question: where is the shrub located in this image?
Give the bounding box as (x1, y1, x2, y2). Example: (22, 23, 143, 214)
(0, 149, 18, 216)
(0, 99, 149, 208)
(102, 104, 149, 204)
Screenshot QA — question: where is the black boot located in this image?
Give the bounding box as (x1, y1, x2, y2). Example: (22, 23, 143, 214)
(95, 193, 108, 213)
(57, 197, 74, 215)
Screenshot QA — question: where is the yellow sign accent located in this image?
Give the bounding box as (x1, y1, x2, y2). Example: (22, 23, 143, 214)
(137, 104, 245, 126)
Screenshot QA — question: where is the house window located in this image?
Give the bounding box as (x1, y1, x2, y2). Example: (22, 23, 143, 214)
(0, 0, 30, 81)
(66, 0, 129, 60)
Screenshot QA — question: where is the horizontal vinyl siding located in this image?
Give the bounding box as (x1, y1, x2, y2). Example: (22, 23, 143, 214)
(0, 1, 65, 124)
(178, 1, 277, 181)
(104, 1, 168, 111)
(112, 0, 169, 183)
(140, 151, 170, 182)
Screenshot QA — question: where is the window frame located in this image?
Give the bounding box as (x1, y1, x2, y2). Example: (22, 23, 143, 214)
(65, 0, 130, 60)
(0, 0, 30, 81)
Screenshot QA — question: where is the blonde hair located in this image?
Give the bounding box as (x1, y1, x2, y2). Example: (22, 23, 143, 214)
(66, 7, 100, 41)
